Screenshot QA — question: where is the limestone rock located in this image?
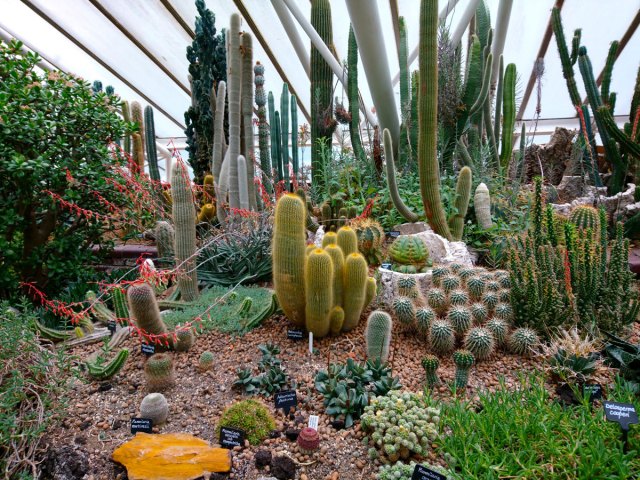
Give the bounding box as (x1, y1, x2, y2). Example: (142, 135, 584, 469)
(393, 222, 431, 235)
(556, 176, 586, 203)
(551, 183, 637, 221)
(523, 127, 576, 185)
(112, 432, 232, 480)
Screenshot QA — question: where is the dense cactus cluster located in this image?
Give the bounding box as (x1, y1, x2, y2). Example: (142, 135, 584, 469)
(361, 390, 440, 462)
(351, 217, 385, 265)
(273, 195, 376, 338)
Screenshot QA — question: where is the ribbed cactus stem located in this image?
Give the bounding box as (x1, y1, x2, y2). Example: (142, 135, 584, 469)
(273, 194, 307, 327)
(336, 226, 358, 256)
(112, 287, 129, 322)
(281, 83, 290, 190)
(342, 253, 368, 331)
(144, 106, 160, 182)
(122, 100, 131, 155)
(448, 166, 472, 241)
(241, 32, 257, 210)
(347, 26, 366, 163)
(227, 14, 242, 209)
(131, 101, 145, 160)
(324, 244, 344, 308)
(237, 155, 249, 210)
(419, 0, 452, 240)
(305, 249, 334, 338)
(291, 94, 299, 179)
(499, 63, 517, 170)
(274, 111, 283, 183)
(171, 160, 199, 301)
(474, 183, 493, 229)
(383, 128, 419, 222)
(127, 283, 171, 347)
(365, 311, 392, 363)
(212, 80, 226, 188)
(268, 91, 280, 183)
(132, 133, 144, 173)
(551, 7, 581, 106)
(254, 64, 272, 194)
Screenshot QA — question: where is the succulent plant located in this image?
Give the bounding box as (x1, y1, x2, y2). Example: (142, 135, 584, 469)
(458, 267, 476, 282)
(494, 303, 513, 321)
(175, 328, 195, 352)
(140, 392, 169, 426)
(482, 291, 499, 310)
(464, 327, 495, 361)
(486, 318, 510, 348)
(365, 311, 392, 363)
(352, 218, 385, 265)
(508, 328, 539, 357)
(470, 302, 489, 324)
(322, 231, 338, 247)
(421, 354, 440, 388)
(127, 283, 172, 351)
(467, 276, 485, 300)
(453, 349, 475, 389)
(486, 280, 501, 292)
(397, 276, 420, 299)
(430, 320, 455, 355)
(498, 289, 511, 303)
(392, 296, 416, 329)
(388, 235, 430, 268)
(441, 274, 461, 294)
(447, 305, 472, 336)
(449, 263, 464, 273)
(415, 307, 436, 336)
(427, 288, 447, 314)
(144, 353, 175, 392)
(85, 348, 129, 380)
(431, 266, 450, 286)
(297, 427, 320, 454)
(496, 274, 511, 289)
(569, 205, 601, 234)
(336, 226, 358, 256)
(198, 351, 214, 371)
(449, 289, 469, 306)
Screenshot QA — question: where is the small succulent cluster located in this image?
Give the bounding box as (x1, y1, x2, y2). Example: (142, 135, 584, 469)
(391, 266, 537, 359)
(233, 343, 293, 396)
(351, 217, 385, 265)
(377, 461, 450, 480)
(361, 390, 440, 462)
(387, 235, 431, 273)
(314, 195, 359, 232)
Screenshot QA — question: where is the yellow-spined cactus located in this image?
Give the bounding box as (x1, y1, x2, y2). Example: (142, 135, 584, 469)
(197, 203, 216, 223)
(322, 231, 337, 247)
(365, 276, 377, 307)
(324, 244, 344, 308)
(273, 194, 307, 327)
(305, 249, 334, 337)
(342, 253, 368, 331)
(329, 306, 345, 336)
(336, 226, 358, 256)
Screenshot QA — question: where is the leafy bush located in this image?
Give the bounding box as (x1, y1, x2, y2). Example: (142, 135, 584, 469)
(0, 301, 74, 478)
(0, 40, 141, 298)
(315, 358, 401, 428)
(436, 373, 640, 479)
(216, 399, 275, 445)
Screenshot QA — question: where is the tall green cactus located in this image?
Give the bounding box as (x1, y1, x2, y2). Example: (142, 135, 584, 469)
(112, 287, 129, 322)
(127, 283, 172, 347)
(268, 91, 280, 183)
(291, 94, 299, 181)
(449, 166, 472, 241)
(347, 26, 366, 164)
(342, 253, 368, 331)
(122, 100, 131, 155)
(365, 311, 392, 363)
(241, 32, 257, 210)
(237, 155, 249, 210)
(171, 160, 199, 301)
(280, 83, 290, 191)
(254, 63, 272, 194)
(324, 244, 344, 308)
(499, 63, 516, 170)
(132, 133, 144, 173)
(273, 194, 307, 327)
(144, 106, 160, 182)
(274, 111, 283, 184)
(226, 14, 242, 209)
(212, 81, 226, 190)
(131, 101, 145, 161)
(310, 0, 336, 188)
(305, 248, 334, 337)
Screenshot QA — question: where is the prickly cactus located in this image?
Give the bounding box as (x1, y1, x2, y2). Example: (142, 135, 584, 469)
(464, 327, 495, 361)
(365, 310, 392, 363)
(430, 320, 455, 355)
(421, 354, 440, 388)
(453, 349, 474, 389)
(305, 249, 334, 338)
(508, 328, 539, 357)
(144, 353, 175, 392)
(140, 392, 169, 426)
(199, 351, 215, 371)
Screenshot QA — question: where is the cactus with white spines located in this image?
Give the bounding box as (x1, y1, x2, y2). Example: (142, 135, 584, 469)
(430, 320, 455, 355)
(486, 318, 509, 348)
(508, 328, 539, 357)
(421, 355, 440, 388)
(464, 327, 495, 361)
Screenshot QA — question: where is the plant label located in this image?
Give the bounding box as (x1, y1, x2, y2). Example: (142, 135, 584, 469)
(386, 231, 401, 238)
(219, 426, 245, 449)
(583, 383, 603, 402)
(287, 329, 304, 340)
(130, 418, 153, 434)
(381, 263, 393, 270)
(308, 415, 319, 430)
(412, 464, 447, 480)
(107, 320, 116, 335)
(604, 402, 638, 430)
(141, 343, 155, 356)
(275, 390, 297, 415)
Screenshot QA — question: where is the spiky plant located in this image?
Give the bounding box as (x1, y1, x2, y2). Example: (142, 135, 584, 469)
(427, 288, 448, 314)
(464, 327, 495, 361)
(498, 289, 511, 303)
(466, 276, 485, 301)
(494, 303, 513, 322)
(392, 296, 416, 329)
(144, 353, 175, 392)
(449, 289, 469, 306)
(421, 355, 440, 388)
(486, 280, 501, 292)
(508, 328, 539, 357)
(486, 318, 510, 348)
(470, 303, 489, 324)
(199, 351, 215, 371)
(430, 320, 455, 355)
(431, 266, 450, 287)
(441, 274, 461, 294)
(416, 307, 436, 336)
(496, 273, 511, 289)
(175, 328, 195, 352)
(397, 276, 422, 302)
(448, 305, 472, 336)
(453, 350, 475, 389)
(140, 393, 169, 426)
(458, 268, 476, 282)
(482, 291, 499, 310)
(449, 263, 464, 273)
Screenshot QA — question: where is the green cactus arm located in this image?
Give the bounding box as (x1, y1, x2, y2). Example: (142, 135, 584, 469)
(274, 111, 284, 183)
(144, 106, 160, 182)
(499, 63, 517, 171)
(227, 14, 242, 209)
(570, 29, 581, 66)
(86, 348, 129, 380)
(631, 66, 640, 129)
(383, 128, 419, 222)
(494, 55, 504, 145)
(418, 0, 452, 240)
(342, 253, 368, 331)
(212, 81, 227, 187)
(601, 41, 619, 106)
(483, 96, 500, 171)
(132, 133, 144, 173)
(291, 94, 299, 178)
(280, 83, 290, 190)
(468, 53, 493, 117)
(268, 91, 280, 183)
(254, 64, 272, 194)
(456, 138, 474, 169)
(551, 8, 581, 107)
(597, 106, 640, 159)
(347, 25, 366, 163)
(122, 100, 131, 155)
(448, 167, 472, 241)
(241, 32, 257, 210)
(237, 155, 250, 210)
(112, 287, 130, 323)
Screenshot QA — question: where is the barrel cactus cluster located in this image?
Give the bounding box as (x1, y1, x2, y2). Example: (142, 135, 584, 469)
(273, 194, 376, 338)
(351, 217, 385, 266)
(387, 235, 431, 273)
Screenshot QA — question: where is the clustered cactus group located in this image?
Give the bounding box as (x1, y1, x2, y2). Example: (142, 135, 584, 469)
(273, 194, 376, 338)
(361, 390, 440, 462)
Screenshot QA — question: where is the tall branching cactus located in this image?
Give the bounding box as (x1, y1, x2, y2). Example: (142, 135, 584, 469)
(347, 26, 366, 164)
(280, 83, 290, 191)
(254, 62, 272, 194)
(144, 106, 160, 182)
(226, 13, 242, 210)
(310, 0, 336, 188)
(241, 32, 257, 210)
(171, 160, 199, 301)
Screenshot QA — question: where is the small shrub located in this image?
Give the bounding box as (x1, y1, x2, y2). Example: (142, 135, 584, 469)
(216, 399, 275, 445)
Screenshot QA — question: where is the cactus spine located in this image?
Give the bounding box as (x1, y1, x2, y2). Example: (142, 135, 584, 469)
(365, 310, 392, 363)
(127, 283, 172, 348)
(421, 355, 440, 388)
(171, 160, 199, 301)
(140, 393, 169, 426)
(474, 183, 493, 229)
(273, 194, 307, 327)
(342, 253, 368, 331)
(464, 327, 495, 361)
(453, 349, 474, 389)
(154, 220, 175, 262)
(199, 351, 214, 371)
(305, 249, 334, 337)
(144, 106, 160, 182)
(280, 83, 290, 190)
(254, 64, 271, 194)
(241, 31, 257, 210)
(112, 287, 129, 322)
(449, 166, 472, 241)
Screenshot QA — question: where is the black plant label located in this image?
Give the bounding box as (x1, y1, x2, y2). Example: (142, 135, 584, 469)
(412, 464, 447, 480)
(130, 418, 153, 434)
(583, 383, 603, 402)
(287, 329, 304, 340)
(604, 401, 638, 430)
(275, 390, 297, 413)
(141, 343, 155, 356)
(386, 231, 401, 238)
(219, 426, 245, 449)
(381, 263, 393, 270)
(107, 320, 116, 335)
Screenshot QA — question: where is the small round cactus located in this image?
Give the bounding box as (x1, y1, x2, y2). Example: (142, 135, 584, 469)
(494, 303, 513, 321)
(470, 302, 489, 324)
(508, 328, 539, 357)
(415, 307, 436, 335)
(449, 289, 469, 306)
(448, 263, 464, 273)
(466, 276, 485, 300)
(431, 266, 450, 287)
(392, 296, 416, 329)
(175, 327, 195, 352)
(421, 355, 440, 388)
(389, 235, 430, 267)
(447, 305, 472, 336)
(486, 318, 509, 347)
(458, 268, 476, 282)
(453, 349, 475, 389)
(140, 392, 169, 426)
(441, 274, 461, 294)
(569, 205, 601, 234)
(199, 351, 214, 371)
(482, 291, 499, 310)
(397, 276, 422, 301)
(297, 427, 320, 454)
(498, 289, 511, 303)
(486, 280, 501, 292)
(464, 327, 495, 361)
(427, 288, 447, 314)
(144, 353, 175, 392)
(497, 274, 511, 289)
(430, 320, 455, 355)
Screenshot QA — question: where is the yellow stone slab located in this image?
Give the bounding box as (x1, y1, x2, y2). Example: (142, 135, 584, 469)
(112, 432, 232, 480)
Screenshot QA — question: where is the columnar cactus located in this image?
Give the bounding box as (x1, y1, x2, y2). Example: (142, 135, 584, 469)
(347, 26, 366, 163)
(85, 348, 129, 380)
(144, 106, 160, 182)
(508, 328, 539, 357)
(324, 244, 345, 308)
(329, 306, 345, 336)
(254, 63, 271, 193)
(112, 287, 129, 322)
(273, 194, 307, 327)
(131, 100, 145, 158)
(199, 351, 215, 371)
(365, 277, 377, 307)
(450, 167, 472, 241)
(291, 94, 299, 180)
(365, 310, 393, 363)
(336, 226, 358, 256)
(241, 32, 257, 210)
(154, 221, 175, 261)
(280, 83, 290, 190)
(132, 133, 144, 173)
(421, 355, 440, 388)
(226, 14, 242, 210)
(212, 81, 227, 198)
(305, 249, 334, 337)
(430, 320, 455, 355)
(322, 231, 337, 247)
(171, 160, 199, 301)
(122, 100, 131, 155)
(144, 353, 175, 392)
(453, 350, 474, 389)
(140, 393, 169, 426)
(464, 327, 495, 361)
(342, 253, 368, 331)
(474, 183, 493, 230)
(127, 283, 172, 349)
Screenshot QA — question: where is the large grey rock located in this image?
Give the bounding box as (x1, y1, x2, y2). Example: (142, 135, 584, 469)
(393, 221, 431, 235)
(551, 183, 637, 221)
(556, 175, 586, 203)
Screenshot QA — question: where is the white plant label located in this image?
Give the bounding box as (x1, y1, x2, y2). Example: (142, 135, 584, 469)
(308, 415, 319, 430)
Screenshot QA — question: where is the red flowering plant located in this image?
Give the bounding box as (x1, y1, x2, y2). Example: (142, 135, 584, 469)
(0, 40, 155, 298)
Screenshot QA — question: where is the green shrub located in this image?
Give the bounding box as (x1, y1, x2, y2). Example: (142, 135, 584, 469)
(216, 399, 275, 445)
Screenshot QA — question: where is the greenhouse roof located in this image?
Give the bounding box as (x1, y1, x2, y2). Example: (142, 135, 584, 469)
(2, 0, 639, 144)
